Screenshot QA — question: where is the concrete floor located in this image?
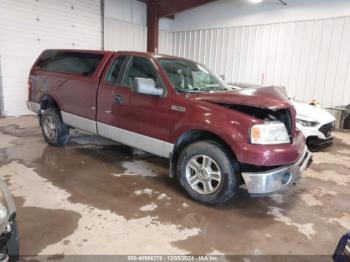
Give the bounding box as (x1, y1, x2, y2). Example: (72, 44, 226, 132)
(0, 116, 349, 258)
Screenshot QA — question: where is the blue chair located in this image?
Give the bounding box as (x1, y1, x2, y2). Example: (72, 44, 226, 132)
(333, 231, 350, 262)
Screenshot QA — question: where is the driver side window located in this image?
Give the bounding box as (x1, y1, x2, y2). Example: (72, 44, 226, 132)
(122, 56, 158, 87)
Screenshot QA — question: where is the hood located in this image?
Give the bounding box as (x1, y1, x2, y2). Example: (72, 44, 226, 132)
(190, 86, 291, 110)
(292, 101, 335, 124)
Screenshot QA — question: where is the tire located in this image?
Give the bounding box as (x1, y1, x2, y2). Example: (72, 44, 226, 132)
(40, 107, 69, 146)
(7, 220, 19, 262)
(177, 141, 238, 206)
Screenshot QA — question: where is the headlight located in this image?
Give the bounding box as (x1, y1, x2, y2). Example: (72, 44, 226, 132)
(0, 189, 9, 222)
(250, 121, 290, 145)
(0, 204, 7, 220)
(296, 118, 320, 127)
(331, 121, 336, 129)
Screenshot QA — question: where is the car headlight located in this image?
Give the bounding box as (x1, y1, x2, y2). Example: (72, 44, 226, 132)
(331, 121, 336, 129)
(250, 121, 290, 145)
(296, 118, 320, 127)
(0, 189, 9, 222)
(0, 204, 7, 220)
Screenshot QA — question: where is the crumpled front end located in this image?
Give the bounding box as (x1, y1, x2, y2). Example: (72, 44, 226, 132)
(191, 86, 312, 196)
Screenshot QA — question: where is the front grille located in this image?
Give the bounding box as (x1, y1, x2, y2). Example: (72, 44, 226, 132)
(278, 109, 292, 136)
(319, 121, 335, 138)
(224, 104, 294, 140)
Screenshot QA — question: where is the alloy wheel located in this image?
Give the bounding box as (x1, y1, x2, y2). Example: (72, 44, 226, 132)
(185, 155, 222, 195)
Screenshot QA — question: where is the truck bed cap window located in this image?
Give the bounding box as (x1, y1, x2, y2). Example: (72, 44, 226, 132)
(35, 51, 103, 76)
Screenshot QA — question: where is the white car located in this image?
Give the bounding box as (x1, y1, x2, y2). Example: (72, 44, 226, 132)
(227, 83, 336, 147)
(292, 100, 336, 147)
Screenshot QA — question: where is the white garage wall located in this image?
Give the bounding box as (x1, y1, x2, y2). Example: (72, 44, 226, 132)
(103, 0, 350, 107)
(158, 31, 174, 55)
(104, 0, 147, 26)
(0, 58, 3, 114)
(0, 0, 101, 116)
(0, 0, 173, 115)
(103, 0, 147, 51)
(4, 0, 347, 114)
(170, 0, 350, 31)
(104, 17, 172, 53)
(104, 18, 147, 52)
(171, 16, 350, 107)
(104, 0, 173, 53)
(165, 0, 350, 108)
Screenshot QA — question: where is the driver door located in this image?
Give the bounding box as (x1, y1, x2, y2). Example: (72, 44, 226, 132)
(97, 55, 171, 157)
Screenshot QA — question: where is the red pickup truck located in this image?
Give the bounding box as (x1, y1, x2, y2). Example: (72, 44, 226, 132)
(27, 49, 312, 205)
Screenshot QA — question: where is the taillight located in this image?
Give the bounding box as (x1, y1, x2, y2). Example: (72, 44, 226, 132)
(27, 78, 32, 101)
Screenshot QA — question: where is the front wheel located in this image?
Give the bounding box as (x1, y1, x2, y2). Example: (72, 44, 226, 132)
(40, 107, 69, 146)
(177, 141, 238, 206)
(7, 220, 19, 262)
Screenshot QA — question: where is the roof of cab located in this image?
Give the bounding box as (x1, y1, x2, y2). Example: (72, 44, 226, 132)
(115, 51, 197, 63)
(43, 49, 196, 62)
(43, 49, 113, 55)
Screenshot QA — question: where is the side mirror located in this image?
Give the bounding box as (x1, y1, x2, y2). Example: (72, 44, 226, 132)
(132, 77, 163, 97)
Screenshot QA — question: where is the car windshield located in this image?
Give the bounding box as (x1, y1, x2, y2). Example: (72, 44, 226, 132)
(157, 58, 230, 93)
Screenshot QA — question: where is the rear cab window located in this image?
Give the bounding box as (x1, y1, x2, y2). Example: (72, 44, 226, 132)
(34, 50, 104, 77)
(105, 55, 127, 84)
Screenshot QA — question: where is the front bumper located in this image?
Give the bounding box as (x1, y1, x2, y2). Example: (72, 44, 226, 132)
(0, 217, 19, 262)
(299, 127, 333, 140)
(241, 146, 312, 196)
(307, 136, 333, 147)
(0, 178, 18, 261)
(298, 121, 336, 141)
(233, 131, 305, 167)
(26, 101, 40, 113)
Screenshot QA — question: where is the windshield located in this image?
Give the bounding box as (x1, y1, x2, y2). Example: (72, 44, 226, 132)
(157, 58, 230, 93)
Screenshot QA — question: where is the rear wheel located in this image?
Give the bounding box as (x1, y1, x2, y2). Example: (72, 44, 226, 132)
(40, 107, 69, 146)
(177, 141, 238, 206)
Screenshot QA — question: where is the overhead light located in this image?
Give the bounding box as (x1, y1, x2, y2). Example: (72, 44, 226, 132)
(250, 0, 264, 3)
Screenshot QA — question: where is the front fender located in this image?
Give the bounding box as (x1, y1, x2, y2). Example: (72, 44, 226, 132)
(169, 100, 256, 153)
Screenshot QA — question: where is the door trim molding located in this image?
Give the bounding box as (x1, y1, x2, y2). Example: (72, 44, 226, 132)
(61, 111, 97, 134)
(97, 122, 173, 158)
(61, 111, 173, 158)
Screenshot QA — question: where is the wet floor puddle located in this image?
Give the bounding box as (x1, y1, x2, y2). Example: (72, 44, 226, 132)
(0, 119, 349, 255)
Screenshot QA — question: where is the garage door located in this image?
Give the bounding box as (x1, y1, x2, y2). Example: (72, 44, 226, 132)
(0, 0, 102, 116)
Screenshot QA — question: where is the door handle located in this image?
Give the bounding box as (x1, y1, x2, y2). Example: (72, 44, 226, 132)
(113, 94, 124, 104)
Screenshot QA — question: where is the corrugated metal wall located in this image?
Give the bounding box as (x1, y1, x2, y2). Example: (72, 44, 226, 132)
(0, 56, 3, 116)
(103, 0, 173, 54)
(172, 16, 350, 107)
(0, 0, 101, 116)
(158, 31, 174, 55)
(103, 0, 148, 52)
(104, 18, 147, 52)
(104, 0, 147, 26)
(104, 17, 173, 54)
